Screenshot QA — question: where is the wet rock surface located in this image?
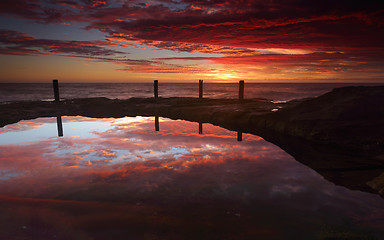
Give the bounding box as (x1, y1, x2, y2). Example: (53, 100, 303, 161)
(1, 85, 384, 196)
(250, 86, 384, 160)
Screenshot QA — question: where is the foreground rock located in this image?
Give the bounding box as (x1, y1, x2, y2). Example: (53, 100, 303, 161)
(248, 86, 384, 196)
(0, 86, 383, 196)
(251, 86, 384, 160)
(0, 97, 281, 128)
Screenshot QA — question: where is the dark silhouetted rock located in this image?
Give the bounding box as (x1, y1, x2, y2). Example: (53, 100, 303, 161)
(0, 85, 383, 196)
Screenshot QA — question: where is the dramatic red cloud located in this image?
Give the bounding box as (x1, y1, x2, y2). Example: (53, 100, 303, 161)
(0, 29, 125, 57)
(3, 0, 383, 51)
(79, 1, 384, 52)
(0, 0, 383, 81)
(106, 33, 264, 56)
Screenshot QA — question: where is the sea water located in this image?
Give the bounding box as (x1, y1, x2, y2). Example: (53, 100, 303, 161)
(0, 82, 382, 102)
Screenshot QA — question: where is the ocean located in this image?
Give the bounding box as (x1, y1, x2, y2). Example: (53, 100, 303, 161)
(0, 82, 382, 103)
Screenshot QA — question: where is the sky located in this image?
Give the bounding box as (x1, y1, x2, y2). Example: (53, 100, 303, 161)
(0, 0, 383, 83)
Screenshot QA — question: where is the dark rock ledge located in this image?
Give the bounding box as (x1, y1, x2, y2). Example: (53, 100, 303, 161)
(0, 86, 383, 196)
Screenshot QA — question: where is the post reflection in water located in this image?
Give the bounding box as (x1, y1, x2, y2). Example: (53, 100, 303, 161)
(199, 122, 203, 134)
(56, 115, 63, 137)
(155, 116, 159, 131)
(0, 116, 383, 240)
(237, 131, 242, 141)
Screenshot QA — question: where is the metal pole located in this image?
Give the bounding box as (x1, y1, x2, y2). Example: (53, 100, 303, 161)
(53, 79, 60, 102)
(199, 80, 203, 99)
(239, 80, 244, 101)
(154, 80, 158, 98)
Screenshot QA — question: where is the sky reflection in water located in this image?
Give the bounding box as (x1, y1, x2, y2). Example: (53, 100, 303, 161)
(0, 116, 383, 239)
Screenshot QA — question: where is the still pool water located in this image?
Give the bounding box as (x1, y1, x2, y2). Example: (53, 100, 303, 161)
(0, 116, 383, 239)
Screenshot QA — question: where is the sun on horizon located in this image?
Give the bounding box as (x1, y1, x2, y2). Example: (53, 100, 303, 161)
(0, 0, 383, 83)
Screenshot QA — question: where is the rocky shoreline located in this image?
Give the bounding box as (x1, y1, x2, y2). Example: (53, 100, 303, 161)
(1, 85, 383, 196)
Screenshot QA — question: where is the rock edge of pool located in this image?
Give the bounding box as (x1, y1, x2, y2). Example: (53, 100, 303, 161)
(1, 85, 384, 196)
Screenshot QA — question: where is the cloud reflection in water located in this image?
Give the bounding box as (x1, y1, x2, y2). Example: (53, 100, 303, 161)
(0, 116, 383, 239)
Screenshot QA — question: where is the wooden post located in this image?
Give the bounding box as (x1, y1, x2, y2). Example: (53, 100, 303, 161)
(57, 116, 63, 137)
(155, 116, 159, 131)
(53, 79, 60, 102)
(239, 80, 244, 101)
(199, 122, 203, 134)
(154, 80, 158, 98)
(199, 80, 203, 99)
(237, 131, 242, 142)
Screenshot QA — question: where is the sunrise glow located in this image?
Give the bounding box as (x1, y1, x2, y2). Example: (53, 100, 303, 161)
(0, 0, 383, 83)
